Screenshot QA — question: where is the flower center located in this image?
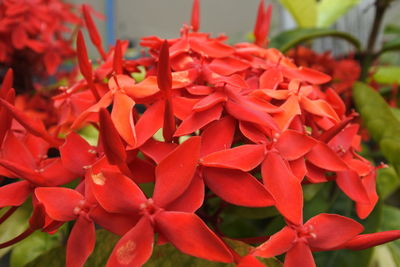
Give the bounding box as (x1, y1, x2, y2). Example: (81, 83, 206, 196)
(139, 198, 159, 216)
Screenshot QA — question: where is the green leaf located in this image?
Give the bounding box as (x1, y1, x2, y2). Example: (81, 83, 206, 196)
(377, 166, 400, 199)
(10, 226, 66, 267)
(131, 65, 146, 83)
(25, 229, 119, 267)
(78, 124, 99, 146)
(371, 244, 398, 267)
(384, 24, 400, 35)
(317, 0, 360, 27)
(372, 66, 400, 84)
(225, 206, 279, 219)
(380, 37, 400, 55)
(25, 246, 65, 267)
(144, 238, 282, 267)
(269, 28, 361, 53)
(379, 205, 400, 265)
(0, 204, 31, 258)
(314, 194, 382, 267)
(84, 230, 119, 267)
(353, 82, 400, 174)
(278, 0, 317, 28)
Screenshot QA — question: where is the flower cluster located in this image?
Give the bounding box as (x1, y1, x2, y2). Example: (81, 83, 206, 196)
(0, 0, 81, 91)
(0, 1, 399, 267)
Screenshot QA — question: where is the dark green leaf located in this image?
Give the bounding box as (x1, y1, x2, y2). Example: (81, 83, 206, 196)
(380, 37, 400, 55)
(377, 166, 400, 199)
(225, 206, 279, 219)
(269, 28, 361, 53)
(353, 82, 400, 174)
(25, 229, 119, 267)
(0, 204, 31, 258)
(10, 226, 66, 267)
(144, 238, 282, 267)
(84, 230, 119, 267)
(25, 246, 65, 267)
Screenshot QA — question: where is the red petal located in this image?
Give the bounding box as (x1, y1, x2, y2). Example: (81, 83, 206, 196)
(153, 137, 201, 207)
(356, 171, 378, 219)
(134, 101, 164, 148)
(107, 216, 154, 267)
(237, 255, 266, 267)
(108, 75, 136, 93)
(191, 0, 200, 32)
(272, 95, 301, 131)
(186, 85, 213, 95)
(193, 91, 227, 112)
(164, 171, 204, 213)
(113, 40, 123, 74)
(2, 132, 36, 169)
(253, 226, 296, 258)
(60, 132, 97, 176)
(275, 130, 316, 160)
(282, 66, 331, 85)
(336, 170, 370, 204)
(162, 98, 176, 142)
(285, 241, 316, 267)
(0, 68, 13, 97)
(307, 142, 348, 171)
(12, 26, 27, 49)
(259, 68, 283, 89)
(200, 116, 235, 157)
(0, 159, 45, 185)
(226, 100, 279, 131)
(343, 230, 400, 250)
(111, 92, 137, 146)
(125, 76, 160, 99)
(41, 159, 77, 186)
(127, 157, 156, 183)
(155, 211, 233, 263)
(89, 206, 138, 236)
(238, 121, 269, 144)
(44, 51, 60, 75)
(190, 39, 235, 58)
(0, 181, 32, 207)
(203, 167, 274, 207)
(140, 139, 178, 163)
(327, 124, 358, 151)
(157, 40, 172, 91)
(0, 98, 59, 146)
(262, 152, 303, 225)
(35, 187, 83, 221)
(89, 170, 146, 214)
(71, 91, 114, 130)
(174, 104, 223, 137)
(76, 31, 93, 83)
(66, 216, 95, 267)
(305, 213, 363, 250)
(82, 5, 106, 59)
(300, 97, 339, 122)
(201, 144, 265, 172)
(290, 158, 307, 181)
(99, 108, 127, 165)
(209, 57, 249, 76)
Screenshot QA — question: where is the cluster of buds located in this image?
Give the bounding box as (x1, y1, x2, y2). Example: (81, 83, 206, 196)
(0, 1, 399, 266)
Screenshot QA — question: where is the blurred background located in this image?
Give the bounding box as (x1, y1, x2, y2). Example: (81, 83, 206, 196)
(66, 0, 400, 60)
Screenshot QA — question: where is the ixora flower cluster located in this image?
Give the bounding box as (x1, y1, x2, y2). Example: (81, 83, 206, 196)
(0, 0, 81, 91)
(0, 1, 399, 266)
